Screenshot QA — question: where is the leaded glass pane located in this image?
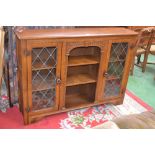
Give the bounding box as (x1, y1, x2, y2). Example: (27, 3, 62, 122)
(104, 43, 128, 97)
(32, 47, 57, 69)
(107, 61, 125, 77)
(32, 89, 56, 111)
(110, 43, 128, 61)
(104, 79, 121, 97)
(31, 46, 57, 111)
(32, 69, 56, 91)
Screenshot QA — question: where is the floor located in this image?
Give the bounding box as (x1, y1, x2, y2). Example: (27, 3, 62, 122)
(127, 55, 155, 109)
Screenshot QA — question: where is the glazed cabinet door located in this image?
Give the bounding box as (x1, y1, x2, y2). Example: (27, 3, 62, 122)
(26, 40, 62, 114)
(101, 40, 132, 101)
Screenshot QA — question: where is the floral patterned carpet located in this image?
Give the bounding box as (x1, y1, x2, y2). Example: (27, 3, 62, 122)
(0, 90, 153, 129)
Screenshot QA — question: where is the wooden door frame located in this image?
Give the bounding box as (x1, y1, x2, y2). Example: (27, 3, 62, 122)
(100, 38, 134, 101)
(26, 40, 62, 116)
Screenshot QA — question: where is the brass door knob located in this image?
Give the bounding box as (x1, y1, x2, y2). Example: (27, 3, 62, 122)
(56, 78, 61, 84)
(103, 72, 109, 77)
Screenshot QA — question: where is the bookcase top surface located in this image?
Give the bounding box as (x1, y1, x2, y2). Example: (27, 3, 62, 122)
(15, 28, 138, 40)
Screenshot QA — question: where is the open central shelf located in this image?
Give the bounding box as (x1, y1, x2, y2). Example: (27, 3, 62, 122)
(65, 94, 92, 108)
(66, 63, 99, 87)
(65, 83, 96, 109)
(68, 55, 99, 66)
(65, 46, 100, 109)
(66, 73, 96, 86)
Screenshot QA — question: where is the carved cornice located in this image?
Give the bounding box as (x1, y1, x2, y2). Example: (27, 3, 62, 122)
(66, 41, 105, 55)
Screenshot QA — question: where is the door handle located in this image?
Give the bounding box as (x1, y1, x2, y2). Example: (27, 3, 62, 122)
(103, 72, 109, 78)
(56, 78, 61, 84)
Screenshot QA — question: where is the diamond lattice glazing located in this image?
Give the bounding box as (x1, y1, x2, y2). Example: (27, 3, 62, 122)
(104, 43, 128, 97)
(104, 79, 121, 97)
(32, 47, 57, 69)
(32, 89, 56, 110)
(31, 47, 57, 110)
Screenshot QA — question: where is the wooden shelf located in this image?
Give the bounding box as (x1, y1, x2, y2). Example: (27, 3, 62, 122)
(65, 94, 92, 108)
(66, 73, 96, 86)
(68, 56, 99, 66)
(32, 80, 55, 92)
(109, 59, 125, 63)
(32, 86, 53, 92)
(32, 65, 56, 71)
(106, 75, 120, 80)
(32, 62, 56, 71)
(32, 66, 55, 71)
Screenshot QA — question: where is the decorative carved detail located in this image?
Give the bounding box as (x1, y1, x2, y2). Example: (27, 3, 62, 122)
(66, 41, 105, 53)
(129, 43, 135, 49)
(65, 52, 70, 56)
(28, 40, 61, 46)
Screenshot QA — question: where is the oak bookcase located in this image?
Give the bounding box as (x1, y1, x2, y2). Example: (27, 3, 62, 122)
(15, 28, 137, 124)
